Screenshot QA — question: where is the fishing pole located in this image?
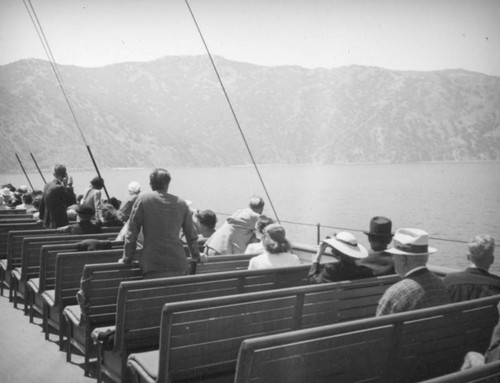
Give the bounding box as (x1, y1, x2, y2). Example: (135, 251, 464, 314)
(15, 153, 35, 191)
(22, 0, 111, 201)
(184, 0, 281, 223)
(30, 152, 47, 184)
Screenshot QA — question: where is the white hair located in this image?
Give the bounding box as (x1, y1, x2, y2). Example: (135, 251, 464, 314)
(128, 181, 141, 194)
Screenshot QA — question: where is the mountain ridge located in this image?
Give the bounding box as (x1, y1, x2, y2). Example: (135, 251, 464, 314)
(1, 56, 499, 172)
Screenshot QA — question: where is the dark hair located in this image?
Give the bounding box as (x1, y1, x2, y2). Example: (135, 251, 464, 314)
(150, 168, 171, 191)
(22, 193, 33, 204)
(249, 196, 265, 211)
(90, 176, 104, 190)
(255, 215, 274, 235)
(263, 238, 291, 254)
(53, 164, 67, 178)
(32, 196, 42, 209)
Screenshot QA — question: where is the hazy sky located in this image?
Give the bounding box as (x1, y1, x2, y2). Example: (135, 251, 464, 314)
(1, 0, 499, 76)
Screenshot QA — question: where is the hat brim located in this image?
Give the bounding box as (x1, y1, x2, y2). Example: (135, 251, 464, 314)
(385, 247, 437, 256)
(323, 237, 368, 259)
(363, 231, 394, 237)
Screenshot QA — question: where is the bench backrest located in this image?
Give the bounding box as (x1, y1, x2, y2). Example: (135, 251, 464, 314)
(188, 253, 258, 274)
(0, 214, 35, 220)
(5, 229, 60, 269)
(20, 232, 120, 282)
(234, 295, 500, 383)
(39, 241, 124, 293)
(113, 265, 315, 353)
(0, 222, 44, 259)
(418, 359, 500, 383)
(79, 262, 143, 326)
(54, 249, 125, 310)
(0, 209, 27, 214)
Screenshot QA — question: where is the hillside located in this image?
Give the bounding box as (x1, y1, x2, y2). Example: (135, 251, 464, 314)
(1, 56, 499, 171)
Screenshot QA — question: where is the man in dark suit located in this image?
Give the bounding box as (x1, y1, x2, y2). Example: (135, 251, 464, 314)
(39, 164, 76, 228)
(444, 234, 500, 302)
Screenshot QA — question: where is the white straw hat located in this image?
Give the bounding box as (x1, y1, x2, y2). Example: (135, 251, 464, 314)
(385, 228, 437, 256)
(323, 232, 368, 259)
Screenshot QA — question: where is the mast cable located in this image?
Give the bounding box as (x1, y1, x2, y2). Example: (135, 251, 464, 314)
(185, 0, 281, 223)
(23, 0, 111, 200)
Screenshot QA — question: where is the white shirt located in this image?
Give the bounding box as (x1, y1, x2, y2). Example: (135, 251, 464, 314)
(248, 251, 301, 270)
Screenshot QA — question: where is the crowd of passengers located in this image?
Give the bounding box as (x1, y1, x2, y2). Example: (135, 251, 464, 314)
(2, 163, 500, 369)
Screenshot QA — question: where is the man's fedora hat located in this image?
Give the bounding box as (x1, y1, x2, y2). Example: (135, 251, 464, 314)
(75, 204, 95, 216)
(364, 216, 394, 237)
(386, 228, 437, 256)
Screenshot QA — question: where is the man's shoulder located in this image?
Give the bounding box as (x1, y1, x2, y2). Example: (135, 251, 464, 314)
(444, 268, 500, 286)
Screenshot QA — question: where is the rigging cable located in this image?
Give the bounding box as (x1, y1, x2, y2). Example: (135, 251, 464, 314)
(185, 0, 281, 223)
(30, 152, 47, 184)
(23, 0, 111, 200)
(15, 153, 35, 191)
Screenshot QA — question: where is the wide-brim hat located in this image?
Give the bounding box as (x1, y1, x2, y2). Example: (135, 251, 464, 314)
(364, 216, 394, 237)
(323, 232, 368, 259)
(385, 228, 437, 256)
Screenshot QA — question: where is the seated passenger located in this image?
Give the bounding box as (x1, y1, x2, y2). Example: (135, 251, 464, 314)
(245, 215, 275, 255)
(193, 209, 217, 247)
(308, 231, 372, 284)
(58, 204, 102, 234)
(15, 193, 35, 212)
(100, 203, 123, 227)
(117, 181, 141, 223)
(359, 216, 395, 276)
(444, 234, 500, 302)
(248, 223, 301, 270)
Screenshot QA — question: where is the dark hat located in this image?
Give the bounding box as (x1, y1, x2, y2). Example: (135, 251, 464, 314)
(364, 216, 394, 237)
(75, 204, 95, 216)
(195, 209, 217, 227)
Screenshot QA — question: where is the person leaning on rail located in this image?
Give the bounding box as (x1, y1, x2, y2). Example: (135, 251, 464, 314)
(308, 231, 373, 284)
(376, 228, 450, 316)
(443, 234, 500, 302)
(204, 196, 265, 256)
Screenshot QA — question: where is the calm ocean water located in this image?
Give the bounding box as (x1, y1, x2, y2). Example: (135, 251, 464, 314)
(3, 162, 500, 273)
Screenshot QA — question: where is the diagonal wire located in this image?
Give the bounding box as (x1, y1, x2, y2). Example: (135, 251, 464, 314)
(185, 0, 281, 222)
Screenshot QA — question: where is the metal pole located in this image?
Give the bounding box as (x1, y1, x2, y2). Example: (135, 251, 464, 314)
(86, 145, 110, 201)
(15, 153, 35, 191)
(30, 152, 47, 184)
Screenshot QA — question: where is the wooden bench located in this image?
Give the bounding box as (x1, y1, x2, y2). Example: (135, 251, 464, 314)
(0, 221, 43, 260)
(27, 240, 125, 322)
(95, 271, 398, 383)
(188, 253, 258, 274)
(41, 249, 125, 350)
(0, 227, 57, 298)
(64, 262, 143, 375)
(418, 359, 500, 383)
(230, 295, 500, 383)
(0, 209, 27, 214)
(11, 232, 120, 311)
(0, 214, 36, 220)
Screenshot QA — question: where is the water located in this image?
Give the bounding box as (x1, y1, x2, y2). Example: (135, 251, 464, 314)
(2, 162, 500, 273)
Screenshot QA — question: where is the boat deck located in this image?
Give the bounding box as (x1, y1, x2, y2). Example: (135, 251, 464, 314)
(0, 292, 98, 383)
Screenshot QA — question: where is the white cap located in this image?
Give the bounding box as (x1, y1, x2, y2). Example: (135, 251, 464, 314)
(128, 181, 141, 194)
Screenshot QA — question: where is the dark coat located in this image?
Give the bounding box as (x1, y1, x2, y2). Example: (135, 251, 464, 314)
(39, 179, 76, 228)
(443, 267, 500, 303)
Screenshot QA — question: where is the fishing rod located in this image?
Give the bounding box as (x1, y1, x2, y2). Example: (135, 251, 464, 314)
(184, 0, 281, 223)
(15, 153, 35, 191)
(22, 0, 111, 201)
(30, 152, 47, 184)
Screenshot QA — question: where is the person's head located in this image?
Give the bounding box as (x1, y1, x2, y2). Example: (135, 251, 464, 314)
(53, 164, 67, 180)
(467, 234, 495, 270)
(149, 168, 171, 191)
(18, 185, 29, 194)
(364, 216, 394, 251)
(32, 195, 42, 210)
(1, 187, 12, 202)
(21, 193, 33, 205)
(254, 215, 275, 239)
(323, 232, 368, 264)
(262, 223, 291, 254)
(101, 203, 118, 222)
(195, 209, 218, 230)
(75, 204, 95, 222)
(128, 181, 141, 195)
(248, 196, 265, 214)
(90, 176, 104, 190)
(386, 228, 437, 277)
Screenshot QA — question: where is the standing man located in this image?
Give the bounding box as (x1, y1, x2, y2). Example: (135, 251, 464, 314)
(444, 234, 500, 302)
(119, 168, 200, 279)
(376, 228, 450, 316)
(204, 196, 265, 255)
(39, 164, 76, 228)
